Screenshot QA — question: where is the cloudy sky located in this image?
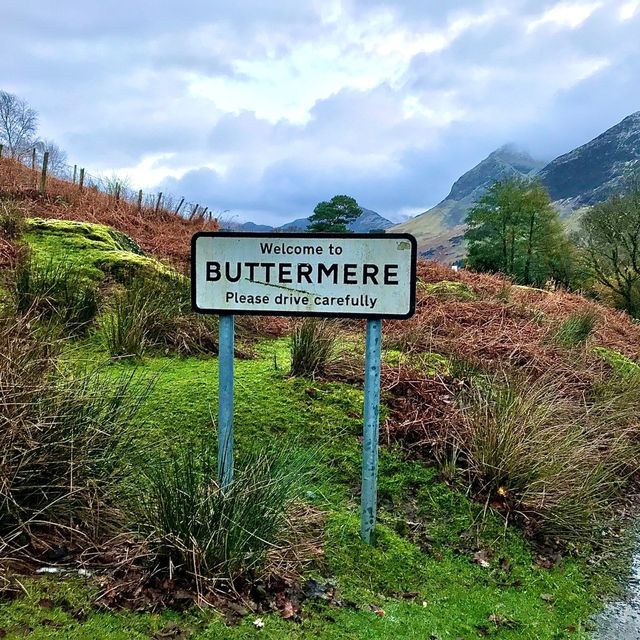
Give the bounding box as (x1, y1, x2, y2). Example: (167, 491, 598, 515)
(2, 1, 639, 225)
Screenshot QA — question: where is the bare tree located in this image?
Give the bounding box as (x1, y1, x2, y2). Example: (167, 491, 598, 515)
(0, 91, 38, 159)
(35, 139, 68, 176)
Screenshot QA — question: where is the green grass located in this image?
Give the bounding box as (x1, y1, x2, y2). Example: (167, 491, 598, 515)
(0, 336, 617, 639)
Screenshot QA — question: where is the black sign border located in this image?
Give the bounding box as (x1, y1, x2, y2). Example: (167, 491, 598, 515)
(191, 231, 417, 320)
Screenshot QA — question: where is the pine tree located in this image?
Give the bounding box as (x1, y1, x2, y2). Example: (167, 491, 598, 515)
(308, 195, 362, 232)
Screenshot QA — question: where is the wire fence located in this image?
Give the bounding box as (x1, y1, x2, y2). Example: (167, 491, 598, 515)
(0, 143, 215, 222)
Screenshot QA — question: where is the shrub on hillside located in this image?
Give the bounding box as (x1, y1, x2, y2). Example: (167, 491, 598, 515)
(290, 318, 337, 378)
(103, 271, 217, 358)
(13, 256, 99, 333)
(135, 442, 309, 579)
(0, 309, 151, 546)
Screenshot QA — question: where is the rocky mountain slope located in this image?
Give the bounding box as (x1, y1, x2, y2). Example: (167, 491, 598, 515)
(394, 111, 640, 263)
(538, 110, 640, 210)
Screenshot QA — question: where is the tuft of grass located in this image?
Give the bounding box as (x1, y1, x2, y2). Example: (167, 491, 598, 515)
(451, 373, 638, 542)
(13, 255, 99, 333)
(290, 318, 336, 378)
(102, 272, 217, 358)
(102, 287, 150, 358)
(0, 198, 25, 240)
(553, 308, 599, 348)
(496, 281, 512, 303)
(0, 308, 152, 545)
(135, 442, 310, 580)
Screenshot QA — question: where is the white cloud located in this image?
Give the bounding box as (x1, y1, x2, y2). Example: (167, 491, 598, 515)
(619, 0, 639, 19)
(527, 1, 603, 32)
(2, 0, 639, 224)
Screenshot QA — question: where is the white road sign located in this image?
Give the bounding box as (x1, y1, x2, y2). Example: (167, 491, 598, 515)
(191, 232, 417, 319)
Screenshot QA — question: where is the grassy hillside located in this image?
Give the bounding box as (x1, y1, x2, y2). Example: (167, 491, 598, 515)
(1, 181, 640, 638)
(0, 157, 218, 268)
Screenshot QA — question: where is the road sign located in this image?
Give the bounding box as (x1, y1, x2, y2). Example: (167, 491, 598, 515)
(191, 230, 417, 543)
(191, 232, 417, 319)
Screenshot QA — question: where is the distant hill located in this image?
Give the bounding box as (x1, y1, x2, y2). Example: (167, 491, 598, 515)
(393, 112, 640, 263)
(232, 221, 273, 232)
(279, 208, 393, 232)
(228, 207, 393, 233)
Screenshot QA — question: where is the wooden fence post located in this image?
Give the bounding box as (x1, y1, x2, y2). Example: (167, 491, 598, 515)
(31, 148, 36, 171)
(174, 197, 185, 215)
(154, 192, 163, 215)
(189, 204, 199, 220)
(79, 168, 85, 191)
(137, 189, 143, 211)
(39, 151, 49, 194)
(0, 144, 3, 158)
(201, 207, 208, 220)
(72, 165, 77, 184)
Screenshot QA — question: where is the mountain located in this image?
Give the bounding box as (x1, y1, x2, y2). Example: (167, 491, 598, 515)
(225, 207, 393, 233)
(278, 217, 308, 231)
(234, 221, 274, 232)
(537, 111, 640, 209)
(278, 207, 393, 232)
(392, 146, 545, 262)
(349, 208, 395, 232)
(393, 112, 640, 263)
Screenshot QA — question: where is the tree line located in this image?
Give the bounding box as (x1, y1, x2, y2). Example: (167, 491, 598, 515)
(464, 174, 640, 317)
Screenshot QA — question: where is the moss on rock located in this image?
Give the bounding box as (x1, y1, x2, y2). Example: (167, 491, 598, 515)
(383, 349, 451, 375)
(594, 346, 640, 378)
(418, 280, 476, 301)
(24, 218, 168, 282)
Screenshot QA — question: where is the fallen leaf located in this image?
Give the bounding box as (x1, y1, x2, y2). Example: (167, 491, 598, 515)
(281, 601, 296, 620)
(488, 613, 518, 629)
(473, 549, 492, 568)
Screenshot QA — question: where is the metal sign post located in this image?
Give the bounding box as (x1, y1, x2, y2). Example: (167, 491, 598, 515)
(192, 232, 416, 543)
(361, 318, 382, 543)
(218, 314, 234, 489)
